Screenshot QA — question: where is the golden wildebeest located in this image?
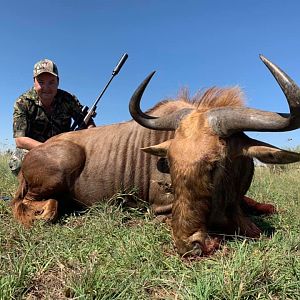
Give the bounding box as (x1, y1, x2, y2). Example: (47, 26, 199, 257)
(12, 55, 298, 256)
(128, 55, 300, 255)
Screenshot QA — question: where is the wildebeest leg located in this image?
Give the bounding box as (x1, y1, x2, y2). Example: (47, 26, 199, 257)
(223, 202, 262, 238)
(225, 195, 276, 238)
(11, 174, 59, 227)
(12, 140, 85, 226)
(242, 196, 276, 215)
(149, 180, 174, 215)
(149, 175, 174, 219)
(216, 157, 263, 238)
(235, 215, 262, 238)
(210, 180, 263, 238)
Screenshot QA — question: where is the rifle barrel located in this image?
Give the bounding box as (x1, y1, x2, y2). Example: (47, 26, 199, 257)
(82, 53, 128, 125)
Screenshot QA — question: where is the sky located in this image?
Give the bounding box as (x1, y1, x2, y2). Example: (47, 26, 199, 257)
(1, 0, 300, 150)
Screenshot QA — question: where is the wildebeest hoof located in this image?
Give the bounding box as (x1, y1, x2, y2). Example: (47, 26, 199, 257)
(191, 242, 203, 256)
(180, 242, 203, 257)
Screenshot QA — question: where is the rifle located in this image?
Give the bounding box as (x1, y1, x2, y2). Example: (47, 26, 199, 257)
(71, 53, 128, 130)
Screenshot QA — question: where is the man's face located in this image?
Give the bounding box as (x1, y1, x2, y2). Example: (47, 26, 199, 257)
(34, 72, 58, 103)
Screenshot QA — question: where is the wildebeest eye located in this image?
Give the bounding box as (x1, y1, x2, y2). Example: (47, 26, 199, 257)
(157, 158, 170, 173)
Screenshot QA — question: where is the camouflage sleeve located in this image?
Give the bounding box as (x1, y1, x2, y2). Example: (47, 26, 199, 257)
(13, 98, 28, 138)
(68, 94, 85, 118)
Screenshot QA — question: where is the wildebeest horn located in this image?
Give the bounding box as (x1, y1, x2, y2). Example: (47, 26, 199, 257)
(207, 55, 300, 137)
(129, 72, 193, 130)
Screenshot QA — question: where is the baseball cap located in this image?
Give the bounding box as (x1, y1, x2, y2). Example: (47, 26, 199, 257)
(33, 59, 59, 77)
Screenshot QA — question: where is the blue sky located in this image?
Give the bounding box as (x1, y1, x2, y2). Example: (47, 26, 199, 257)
(1, 1, 300, 149)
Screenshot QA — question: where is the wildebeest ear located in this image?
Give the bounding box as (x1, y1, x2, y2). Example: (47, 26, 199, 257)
(244, 144, 300, 164)
(141, 139, 172, 157)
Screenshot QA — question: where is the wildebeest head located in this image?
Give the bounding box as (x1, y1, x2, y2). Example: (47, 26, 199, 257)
(129, 55, 300, 256)
(130, 55, 300, 164)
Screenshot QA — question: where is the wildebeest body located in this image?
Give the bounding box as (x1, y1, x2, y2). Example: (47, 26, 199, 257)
(13, 100, 194, 225)
(53, 122, 173, 205)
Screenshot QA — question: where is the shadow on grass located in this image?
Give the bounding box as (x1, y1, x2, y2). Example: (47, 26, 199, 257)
(251, 215, 276, 237)
(56, 190, 150, 225)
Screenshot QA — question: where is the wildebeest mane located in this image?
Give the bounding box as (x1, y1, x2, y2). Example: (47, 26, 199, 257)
(194, 86, 245, 109)
(145, 87, 245, 116)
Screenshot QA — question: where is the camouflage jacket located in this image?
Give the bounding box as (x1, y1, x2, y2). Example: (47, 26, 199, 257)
(13, 87, 92, 142)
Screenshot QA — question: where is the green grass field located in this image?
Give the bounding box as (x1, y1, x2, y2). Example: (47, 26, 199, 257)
(0, 152, 299, 300)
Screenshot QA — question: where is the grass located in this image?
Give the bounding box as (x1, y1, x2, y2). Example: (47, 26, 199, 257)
(0, 151, 299, 300)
